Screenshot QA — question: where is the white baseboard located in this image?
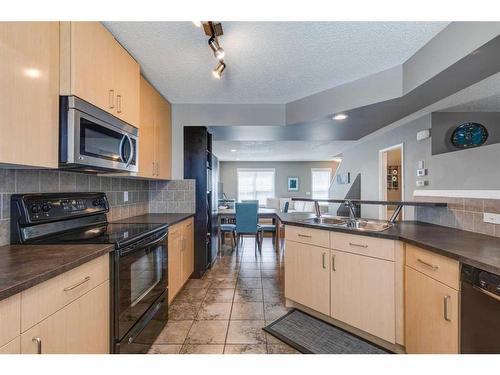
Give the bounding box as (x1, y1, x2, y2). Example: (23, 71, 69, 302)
(413, 190, 500, 199)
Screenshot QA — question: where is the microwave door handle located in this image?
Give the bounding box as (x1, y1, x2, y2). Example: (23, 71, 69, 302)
(119, 135, 127, 164)
(124, 134, 134, 168)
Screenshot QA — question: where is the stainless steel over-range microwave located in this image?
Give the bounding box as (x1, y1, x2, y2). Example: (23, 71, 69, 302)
(59, 96, 139, 173)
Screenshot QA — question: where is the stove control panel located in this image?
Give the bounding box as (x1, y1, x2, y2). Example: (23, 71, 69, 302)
(12, 193, 109, 223)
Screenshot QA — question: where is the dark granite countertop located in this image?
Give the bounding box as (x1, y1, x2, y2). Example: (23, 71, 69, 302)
(0, 243, 114, 301)
(277, 212, 500, 275)
(112, 213, 194, 226)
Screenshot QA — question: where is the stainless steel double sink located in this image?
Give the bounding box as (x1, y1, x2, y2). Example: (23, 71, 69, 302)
(300, 216, 393, 232)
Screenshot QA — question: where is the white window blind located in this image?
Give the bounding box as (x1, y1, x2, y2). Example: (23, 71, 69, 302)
(311, 168, 332, 200)
(237, 168, 275, 206)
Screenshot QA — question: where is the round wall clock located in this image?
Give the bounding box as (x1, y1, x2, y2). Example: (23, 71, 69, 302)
(451, 122, 488, 149)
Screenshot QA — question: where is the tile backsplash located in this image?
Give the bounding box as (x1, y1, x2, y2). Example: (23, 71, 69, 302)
(149, 179, 195, 214)
(0, 168, 194, 246)
(415, 195, 500, 238)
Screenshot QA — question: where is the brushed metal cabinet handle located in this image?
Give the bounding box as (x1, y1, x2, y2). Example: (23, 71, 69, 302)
(109, 89, 115, 109)
(63, 276, 91, 291)
(349, 242, 368, 248)
(417, 258, 439, 271)
(444, 295, 451, 322)
(117, 94, 122, 113)
(332, 254, 336, 271)
(32, 337, 42, 354)
(297, 234, 312, 238)
(322, 252, 327, 269)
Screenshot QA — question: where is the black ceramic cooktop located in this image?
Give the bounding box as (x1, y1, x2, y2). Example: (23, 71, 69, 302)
(32, 222, 167, 248)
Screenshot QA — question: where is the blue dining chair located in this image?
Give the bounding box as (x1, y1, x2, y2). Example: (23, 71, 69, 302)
(235, 202, 261, 252)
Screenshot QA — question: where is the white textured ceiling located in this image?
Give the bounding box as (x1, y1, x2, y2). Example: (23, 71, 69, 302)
(104, 21, 448, 104)
(212, 140, 354, 161)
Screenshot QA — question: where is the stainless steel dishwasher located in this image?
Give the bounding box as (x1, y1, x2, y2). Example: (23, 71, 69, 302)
(461, 264, 500, 353)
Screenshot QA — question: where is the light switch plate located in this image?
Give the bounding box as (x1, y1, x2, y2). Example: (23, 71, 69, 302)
(124, 191, 129, 202)
(417, 169, 427, 177)
(484, 212, 500, 224)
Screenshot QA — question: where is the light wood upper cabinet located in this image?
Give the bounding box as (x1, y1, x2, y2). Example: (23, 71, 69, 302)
(60, 22, 140, 127)
(138, 75, 172, 179)
(330, 249, 396, 343)
(0, 22, 59, 168)
(21, 281, 109, 354)
(284, 240, 330, 315)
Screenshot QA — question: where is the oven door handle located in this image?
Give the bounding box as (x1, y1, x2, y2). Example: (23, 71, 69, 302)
(119, 231, 168, 256)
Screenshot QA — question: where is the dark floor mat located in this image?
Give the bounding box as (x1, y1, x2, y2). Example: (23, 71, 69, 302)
(263, 309, 391, 354)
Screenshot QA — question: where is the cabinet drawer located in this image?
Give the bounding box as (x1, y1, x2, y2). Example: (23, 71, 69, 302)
(406, 245, 459, 290)
(21, 254, 109, 331)
(0, 336, 20, 354)
(0, 294, 21, 347)
(285, 225, 330, 248)
(330, 232, 395, 261)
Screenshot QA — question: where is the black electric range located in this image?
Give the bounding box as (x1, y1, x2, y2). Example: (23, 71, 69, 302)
(10, 192, 169, 354)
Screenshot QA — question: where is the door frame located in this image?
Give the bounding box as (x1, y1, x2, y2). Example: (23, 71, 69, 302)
(378, 143, 404, 220)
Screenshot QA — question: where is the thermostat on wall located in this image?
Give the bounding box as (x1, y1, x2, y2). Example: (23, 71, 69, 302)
(417, 129, 431, 141)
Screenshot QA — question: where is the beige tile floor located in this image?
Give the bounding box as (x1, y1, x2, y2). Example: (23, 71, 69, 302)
(148, 237, 300, 354)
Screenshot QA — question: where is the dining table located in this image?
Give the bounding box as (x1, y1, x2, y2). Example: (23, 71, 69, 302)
(216, 207, 282, 252)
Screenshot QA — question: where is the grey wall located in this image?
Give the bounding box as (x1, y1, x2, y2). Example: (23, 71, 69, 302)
(0, 168, 194, 246)
(330, 114, 500, 219)
(219, 161, 339, 201)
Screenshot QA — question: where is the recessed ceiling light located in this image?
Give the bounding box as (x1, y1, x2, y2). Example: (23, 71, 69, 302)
(212, 61, 226, 79)
(332, 113, 348, 121)
(230, 149, 237, 152)
(192, 21, 202, 27)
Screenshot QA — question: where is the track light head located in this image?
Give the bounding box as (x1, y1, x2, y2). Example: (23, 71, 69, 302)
(208, 36, 225, 61)
(212, 61, 226, 79)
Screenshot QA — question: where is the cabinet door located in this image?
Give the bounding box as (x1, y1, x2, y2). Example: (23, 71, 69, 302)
(21, 282, 109, 354)
(284, 240, 330, 315)
(113, 41, 140, 127)
(138, 77, 156, 178)
(64, 22, 116, 115)
(0, 22, 59, 168)
(168, 225, 183, 303)
(0, 337, 20, 354)
(405, 266, 459, 353)
(157, 96, 172, 179)
(331, 250, 395, 343)
(181, 219, 194, 283)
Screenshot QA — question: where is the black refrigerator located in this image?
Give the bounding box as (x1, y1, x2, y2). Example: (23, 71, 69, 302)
(184, 126, 219, 278)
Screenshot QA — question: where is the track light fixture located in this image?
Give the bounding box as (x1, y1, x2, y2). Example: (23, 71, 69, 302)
(194, 21, 227, 79)
(208, 36, 225, 61)
(212, 61, 226, 80)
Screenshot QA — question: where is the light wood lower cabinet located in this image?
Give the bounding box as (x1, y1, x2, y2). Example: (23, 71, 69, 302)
(284, 240, 330, 315)
(168, 224, 183, 303)
(0, 22, 59, 168)
(330, 249, 396, 343)
(168, 218, 195, 303)
(21, 281, 109, 354)
(405, 266, 459, 353)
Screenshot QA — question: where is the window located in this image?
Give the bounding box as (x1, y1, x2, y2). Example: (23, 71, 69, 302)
(237, 168, 275, 206)
(311, 168, 332, 200)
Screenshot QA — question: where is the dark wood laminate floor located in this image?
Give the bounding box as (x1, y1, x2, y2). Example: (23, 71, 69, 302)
(148, 237, 299, 354)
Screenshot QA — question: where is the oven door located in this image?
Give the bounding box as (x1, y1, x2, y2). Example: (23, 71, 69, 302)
(114, 231, 168, 344)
